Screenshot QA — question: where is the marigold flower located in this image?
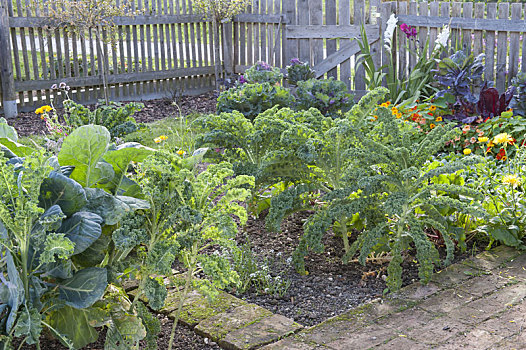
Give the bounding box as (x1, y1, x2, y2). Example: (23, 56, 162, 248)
(430, 123, 436, 129)
(429, 105, 437, 112)
(478, 136, 489, 143)
(502, 174, 521, 187)
(177, 149, 185, 156)
(493, 133, 514, 146)
(396, 113, 402, 119)
(496, 148, 506, 160)
(380, 102, 389, 108)
(391, 107, 398, 113)
(463, 148, 472, 155)
(386, 101, 391, 106)
(373, 115, 378, 120)
(435, 116, 443, 122)
(154, 135, 168, 143)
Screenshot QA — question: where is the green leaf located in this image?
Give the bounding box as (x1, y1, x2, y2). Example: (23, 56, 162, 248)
(82, 188, 130, 226)
(0, 138, 34, 157)
(57, 267, 108, 309)
(105, 313, 147, 350)
(102, 142, 155, 195)
(0, 118, 18, 141)
(58, 125, 111, 187)
(39, 171, 88, 216)
(39, 233, 75, 264)
(144, 277, 167, 311)
(73, 232, 111, 267)
(58, 212, 103, 255)
(46, 306, 100, 349)
(13, 307, 42, 345)
(489, 225, 522, 247)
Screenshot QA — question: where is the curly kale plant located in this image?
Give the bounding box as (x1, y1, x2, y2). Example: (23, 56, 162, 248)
(286, 58, 316, 86)
(295, 78, 354, 118)
(64, 100, 144, 138)
(216, 82, 294, 120)
(114, 153, 254, 350)
(267, 87, 484, 291)
(243, 61, 283, 85)
(194, 106, 329, 212)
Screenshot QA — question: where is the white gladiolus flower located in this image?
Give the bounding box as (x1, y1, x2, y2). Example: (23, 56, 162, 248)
(384, 14, 398, 54)
(434, 25, 450, 52)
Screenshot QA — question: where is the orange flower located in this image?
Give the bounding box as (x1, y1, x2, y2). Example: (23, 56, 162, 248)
(430, 123, 436, 129)
(429, 105, 437, 111)
(435, 116, 443, 122)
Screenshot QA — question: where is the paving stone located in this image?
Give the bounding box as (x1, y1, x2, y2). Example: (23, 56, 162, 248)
(164, 289, 247, 327)
(418, 288, 476, 314)
(430, 263, 486, 288)
(391, 282, 441, 302)
(457, 273, 511, 297)
(373, 335, 429, 350)
(461, 245, 521, 271)
(220, 314, 302, 350)
(404, 316, 469, 345)
(260, 338, 325, 349)
(194, 303, 273, 341)
(494, 253, 526, 281)
(434, 328, 504, 349)
(477, 303, 526, 339)
(373, 307, 434, 333)
(324, 323, 397, 350)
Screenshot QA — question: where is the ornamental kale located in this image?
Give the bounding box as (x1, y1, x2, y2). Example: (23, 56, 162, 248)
(434, 51, 485, 123)
(477, 82, 515, 120)
(295, 78, 355, 118)
(216, 82, 294, 120)
(286, 58, 316, 86)
(510, 72, 526, 116)
(244, 61, 284, 85)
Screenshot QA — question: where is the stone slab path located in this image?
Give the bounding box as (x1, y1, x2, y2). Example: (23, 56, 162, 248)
(262, 245, 526, 350)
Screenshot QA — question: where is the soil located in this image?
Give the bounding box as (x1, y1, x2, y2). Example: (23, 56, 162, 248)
(5, 92, 218, 137)
(14, 315, 221, 350)
(236, 210, 482, 327)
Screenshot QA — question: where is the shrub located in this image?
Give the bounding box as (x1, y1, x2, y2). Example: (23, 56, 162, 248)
(216, 82, 294, 120)
(244, 61, 283, 85)
(286, 58, 316, 86)
(295, 78, 354, 118)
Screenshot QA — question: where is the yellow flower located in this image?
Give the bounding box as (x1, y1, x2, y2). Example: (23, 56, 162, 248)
(154, 135, 168, 143)
(493, 133, 514, 146)
(391, 107, 398, 114)
(463, 148, 472, 155)
(42, 105, 52, 112)
(435, 116, 443, 122)
(35, 107, 43, 114)
(396, 113, 402, 119)
(386, 101, 391, 106)
(40, 115, 45, 120)
(430, 123, 436, 129)
(478, 136, 489, 143)
(502, 174, 521, 187)
(380, 102, 389, 108)
(429, 105, 437, 112)
(177, 149, 185, 156)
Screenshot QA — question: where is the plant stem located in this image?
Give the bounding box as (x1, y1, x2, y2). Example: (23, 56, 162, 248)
(168, 244, 197, 350)
(340, 217, 350, 254)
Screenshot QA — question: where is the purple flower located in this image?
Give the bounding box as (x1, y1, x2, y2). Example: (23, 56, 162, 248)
(329, 99, 335, 105)
(59, 82, 67, 89)
(290, 58, 302, 65)
(256, 61, 271, 71)
(400, 23, 417, 39)
(239, 75, 247, 84)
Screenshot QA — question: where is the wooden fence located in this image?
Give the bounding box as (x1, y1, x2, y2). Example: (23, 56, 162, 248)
(3, 0, 526, 117)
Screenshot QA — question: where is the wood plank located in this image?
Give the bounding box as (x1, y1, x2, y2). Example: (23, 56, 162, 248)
(523, 5, 526, 73)
(496, 3, 509, 92)
(439, 2, 449, 59)
(15, 66, 216, 91)
(428, 1, 439, 57)
(461, 2, 472, 54)
(418, 2, 428, 57)
(369, 0, 381, 72)
(314, 30, 379, 78)
(297, 0, 308, 62)
(134, 0, 143, 96)
(450, 2, 461, 51)
(283, 0, 297, 65)
(485, 3, 497, 84)
(325, 0, 337, 78)
(509, 3, 521, 86)
(272, 0, 281, 67)
(247, 1, 253, 65)
(175, 0, 186, 91)
(260, 0, 267, 62)
(353, 0, 365, 90)
(309, 0, 323, 68)
(397, 1, 407, 80)
(253, 0, 260, 63)
(394, 15, 526, 33)
(234, 13, 282, 23)
(239, 5, 246, 67)
(286, 24, 378, 39)
(339, 0, 351, 89)
(472, 2, 484, 57)
(408, 1, 417, 71)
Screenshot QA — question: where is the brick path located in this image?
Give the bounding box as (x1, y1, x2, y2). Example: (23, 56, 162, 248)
(262, 246, 526, 350)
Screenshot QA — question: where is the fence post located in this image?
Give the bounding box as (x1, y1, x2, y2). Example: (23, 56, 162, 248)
(222, 22, 234, 76)
(0, 0, 16, 118)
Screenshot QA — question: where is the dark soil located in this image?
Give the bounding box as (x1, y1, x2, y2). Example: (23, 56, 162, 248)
(6, 92, 217, 137)
(236, 210, 482, 327)
(14, 315, 221, 350)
